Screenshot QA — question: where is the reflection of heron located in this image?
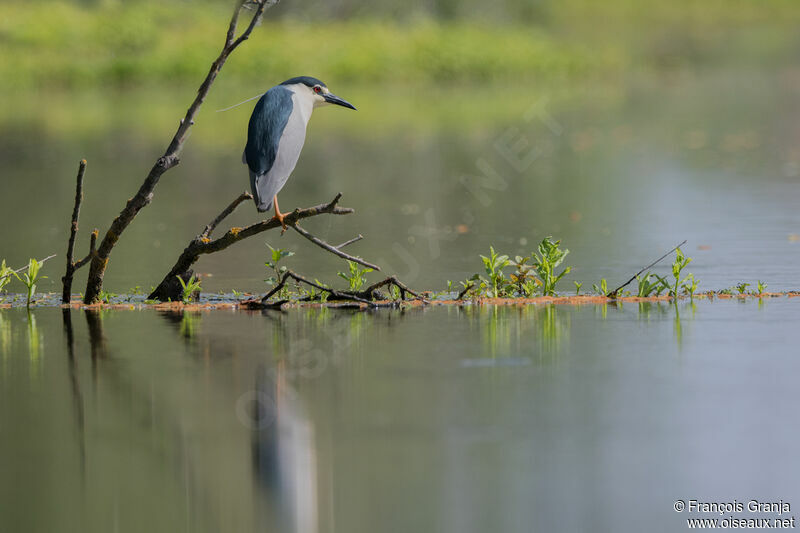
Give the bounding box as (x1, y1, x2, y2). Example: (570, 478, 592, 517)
(243, 77, 356, 228)
(252, 363, 318, 533)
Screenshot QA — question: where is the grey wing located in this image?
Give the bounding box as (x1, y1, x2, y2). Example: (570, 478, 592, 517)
(244, 86, 295, 211)
(252, 105, 308, 212)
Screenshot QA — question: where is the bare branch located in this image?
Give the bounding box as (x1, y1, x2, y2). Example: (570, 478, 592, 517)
(335, 235, 363, 249)
(203, 191, 253, 239)
(83, 0, 277, 303)
(148, 193, 355, 301)
(73, 230, 98, 270)
(62, 159, 87, 303)
(259, 270, 375, 307)
(291, 224, 380, 271)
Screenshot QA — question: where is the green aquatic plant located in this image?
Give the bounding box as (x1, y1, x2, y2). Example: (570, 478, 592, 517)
(176, 274, 202, 304)
(98, 290, 116, 304)
(0, 260, 13, 296)
(683, 273, 699, 298)
(574, 281, 582, 295)
(636, 272, 669, 297)
(13, 258, 47, 308)
(338, 260, 373, 292)
(736, 282, 750, 294)
(593, 278, 609, 296)
(510, 256, 539, 297)
(265, 244, 294, 285)
(756, 280, 767, 294)
(669, 248, 693, 297)
(531, 237, 571, 296)
(480, 246, 510, 297)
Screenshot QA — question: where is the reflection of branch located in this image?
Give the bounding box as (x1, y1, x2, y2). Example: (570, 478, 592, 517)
(608, 240, 687, 297)
(83, 0, 276, 304)
(149, 193, 356, 301)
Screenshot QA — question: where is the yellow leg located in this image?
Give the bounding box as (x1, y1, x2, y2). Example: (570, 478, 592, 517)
(272, 195, 288, 233)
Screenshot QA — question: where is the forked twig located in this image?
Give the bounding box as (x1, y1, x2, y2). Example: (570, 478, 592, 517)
(291, 224, 379, 271)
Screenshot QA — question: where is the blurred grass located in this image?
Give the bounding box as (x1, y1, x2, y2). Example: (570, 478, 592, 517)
(0, 2, 611, 90)
(1, 0, 798, 138)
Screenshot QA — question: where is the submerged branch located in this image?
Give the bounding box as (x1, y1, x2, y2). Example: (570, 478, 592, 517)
(607, 239, 688, 297)
(242, 270, 426, 310)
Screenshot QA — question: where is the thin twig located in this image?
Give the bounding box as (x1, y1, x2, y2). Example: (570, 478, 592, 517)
(74, 230, 98, 270)
(456, 283, 474, 300)
(1, 254, 57, 283)
(355, 275, 428, 302)
(291, 224, 380, 271)
(203, 192, 253, 239)
(335, 235, 363, 249)
(607, 240, 687, 297)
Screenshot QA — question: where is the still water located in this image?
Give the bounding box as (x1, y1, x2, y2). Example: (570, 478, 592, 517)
(1, 299, 799, 532)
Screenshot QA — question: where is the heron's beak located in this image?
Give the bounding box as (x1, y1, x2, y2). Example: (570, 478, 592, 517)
(324, 93, 356, 110)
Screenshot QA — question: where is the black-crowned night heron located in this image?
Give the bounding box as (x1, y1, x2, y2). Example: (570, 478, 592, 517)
(243, 76, 356, 228)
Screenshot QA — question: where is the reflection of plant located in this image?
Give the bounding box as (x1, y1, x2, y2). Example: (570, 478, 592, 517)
(481, 246, 510, 297)
(531, 237, 570, 296)
(338, 260, 373, 292)
(14, 258, 47, 308)
(176, 274, 202, 304)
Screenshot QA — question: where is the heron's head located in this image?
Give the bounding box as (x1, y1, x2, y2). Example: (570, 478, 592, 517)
(280, 76, 356, 110)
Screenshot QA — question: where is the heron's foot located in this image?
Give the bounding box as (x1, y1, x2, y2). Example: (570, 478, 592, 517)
(271, 195, 288, 234)
(271, 212, 288, 234)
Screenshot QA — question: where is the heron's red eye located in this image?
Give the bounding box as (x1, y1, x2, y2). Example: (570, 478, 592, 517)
(313, 86, 321, 93)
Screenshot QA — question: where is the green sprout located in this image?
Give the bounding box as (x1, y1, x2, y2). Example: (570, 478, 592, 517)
(0, 260, 13, 296)
(480, 246, 510, 297)
(509, 255, 539, 297)
(669, 248, 693, 297)
(574, 281, 582, 295)
(176, 274, 202, 304)
(636, 272, 669, 297)
(338, 260, 373, 292)
(98, 290, 116, 304)
(756, 280, 767, 295)
(13, 258, 47, 308)
(735, 282, 750, 295)
(592, 278, 609, 296)
(683, 273, 699, 298)
(531, 237, 571, 296)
